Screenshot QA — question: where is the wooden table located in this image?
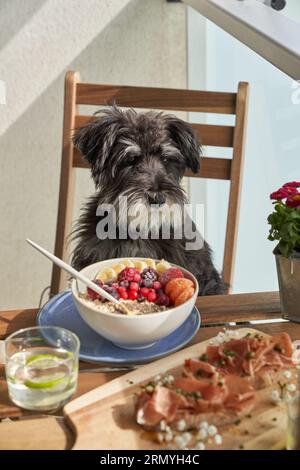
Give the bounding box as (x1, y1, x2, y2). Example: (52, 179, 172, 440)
(0, 291, 299, 450)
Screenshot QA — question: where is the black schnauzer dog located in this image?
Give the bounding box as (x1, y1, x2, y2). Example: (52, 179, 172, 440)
(71, 106, 225, 295)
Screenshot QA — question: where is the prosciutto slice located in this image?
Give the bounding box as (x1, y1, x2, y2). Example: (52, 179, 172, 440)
(136, 331, 295, 430)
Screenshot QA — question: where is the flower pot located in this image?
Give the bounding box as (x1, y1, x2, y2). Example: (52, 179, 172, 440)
(275, 248, 300, 322)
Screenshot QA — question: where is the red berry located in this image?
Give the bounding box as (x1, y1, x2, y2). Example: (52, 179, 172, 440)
(128, 290, 138, 300)
(159, 267, 184, 286)
(120, 290, 128, 300)
(117, 286, 127, 294)
(156, 293, 170, 307)
(87, 279, 103, 300)
(147, 291, 157, 302)
(153, 281, 162, 291)
(118, 267, 140, 283)
(140, 287, 150, 297)
(87, 287, 101, 301)
(129, 282, 139, 291)
(133, 273, 141, 283)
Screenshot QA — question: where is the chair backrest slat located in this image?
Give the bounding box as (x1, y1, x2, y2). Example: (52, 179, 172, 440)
(72, 150, 231, 181)
(51, 72, 249, 296)
(76, 84, 237, 114)
(74, 115, 234, 148)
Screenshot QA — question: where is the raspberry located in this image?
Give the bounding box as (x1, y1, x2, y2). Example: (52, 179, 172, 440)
(159, 267, 184, 287)
(87, 279, 103, 300)
(156, 293, 170, 307)
(118, 267, 140, 283)
(129, 282, 139, 292)
(128, 290, 138, 301)
(133, 273, 142, 283)
(147, 291, 157, 303)
(140, 287, 150, 297)
(141, 268, 159, 282)
(153, 281, 162, 291)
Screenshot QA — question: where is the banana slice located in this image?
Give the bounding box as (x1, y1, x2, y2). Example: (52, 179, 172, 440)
(122, 259, 135, 267)
(113, 263, 126, 274)
(133, 260, 148, 272)
(156, 260, 171, 274)
(145, 258, 156, 269)
(96, 267, 117, 282)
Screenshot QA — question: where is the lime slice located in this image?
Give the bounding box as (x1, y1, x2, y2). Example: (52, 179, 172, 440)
(24, 374, 67, 389)
(24, 354, 69, 390)
(26, 354, 62, 368)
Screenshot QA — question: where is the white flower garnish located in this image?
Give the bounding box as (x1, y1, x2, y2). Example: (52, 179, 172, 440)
(198, 420, 208, 430)
(197, 428, 208, 441)
(182, 432, 192, 445)
(287, 383, 296, 393)
(174, 435, 185, 449)
(214, 434, 223, 445)
(208, 425, 218, 437)
(271, 389, 281, 403)
(159, 420, 167, 431)
(283, 370, 292, 379)
(177, 419, 186, 431)
(136, 409, 145, 425)
(195, 441, 205, 450)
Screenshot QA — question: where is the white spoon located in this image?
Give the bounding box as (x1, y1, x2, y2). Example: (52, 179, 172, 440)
(26, 239, 132, 315)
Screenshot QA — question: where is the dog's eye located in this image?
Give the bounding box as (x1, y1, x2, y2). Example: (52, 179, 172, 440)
(125, 155, 136, 165)
(162, 156, 169, 165)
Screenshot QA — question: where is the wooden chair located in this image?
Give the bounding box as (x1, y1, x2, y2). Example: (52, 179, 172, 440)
(51, 71, 249, 296)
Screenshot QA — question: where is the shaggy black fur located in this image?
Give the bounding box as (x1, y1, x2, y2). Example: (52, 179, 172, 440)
(71, 106, 225, 296)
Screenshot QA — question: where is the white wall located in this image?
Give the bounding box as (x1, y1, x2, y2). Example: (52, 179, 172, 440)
(0, 0, 187, 309)
(188, 1, 300, 293)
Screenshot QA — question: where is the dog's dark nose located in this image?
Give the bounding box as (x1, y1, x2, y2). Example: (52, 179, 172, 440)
(147, 193, 166, 206)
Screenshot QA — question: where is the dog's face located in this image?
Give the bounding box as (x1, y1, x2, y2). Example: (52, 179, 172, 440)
(73, 106, 201, 230)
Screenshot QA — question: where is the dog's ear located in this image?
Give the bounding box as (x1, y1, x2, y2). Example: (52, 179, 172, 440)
(73, 117, 118, 167)
(164, 116, 201, 174)
(72, 108, 122, 184)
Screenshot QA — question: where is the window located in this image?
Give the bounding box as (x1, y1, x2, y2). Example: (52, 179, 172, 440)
(185, 0, 300, 80)
(187, 2, 300, 293)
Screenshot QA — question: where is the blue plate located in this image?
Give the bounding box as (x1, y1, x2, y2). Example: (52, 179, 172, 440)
(37, 291, 201, 365)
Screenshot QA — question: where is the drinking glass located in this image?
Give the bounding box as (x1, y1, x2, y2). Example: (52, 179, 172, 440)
(5, 326, 80, 411)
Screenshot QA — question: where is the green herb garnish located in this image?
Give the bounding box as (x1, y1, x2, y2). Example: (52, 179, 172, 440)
(223, 349, 236, 358)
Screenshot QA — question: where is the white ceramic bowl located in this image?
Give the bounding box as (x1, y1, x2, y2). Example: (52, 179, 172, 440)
(72, 258, 199, 350)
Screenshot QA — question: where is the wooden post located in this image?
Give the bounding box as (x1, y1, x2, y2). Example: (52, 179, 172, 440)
(50, 71, 79, 295)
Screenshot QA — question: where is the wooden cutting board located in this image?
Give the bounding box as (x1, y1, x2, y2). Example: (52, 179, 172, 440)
(63, 328, 290, 450)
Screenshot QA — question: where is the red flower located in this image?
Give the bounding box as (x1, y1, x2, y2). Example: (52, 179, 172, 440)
(283, 181, 300, 188)
(283, 187, 299, 196)
(286, 195, 300, 207)
(270, 189, 288, 200)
